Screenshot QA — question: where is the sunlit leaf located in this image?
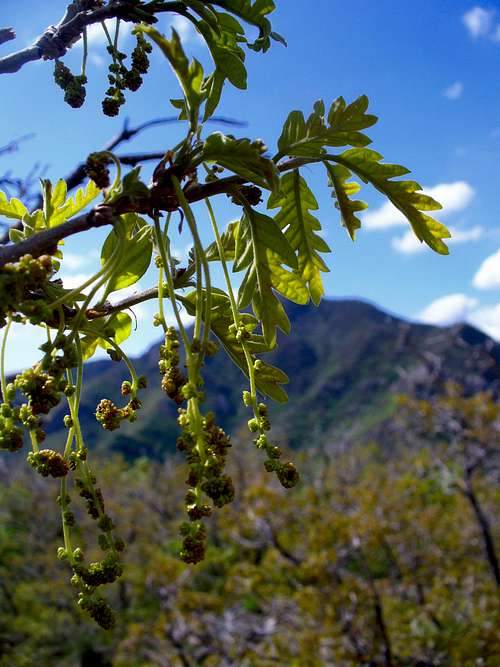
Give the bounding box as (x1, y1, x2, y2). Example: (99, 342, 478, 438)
(101, 214, 153, 295)
(0, 190, 29, 221)
(326, 163, 367, 241)
(332, 148, 450, 254)
(234, 209, 297, 346)
(201, 132, 279, 191)
(138, 26, 204, 128)
(277, 96, 378, 159)
(268, 170, 330, 304)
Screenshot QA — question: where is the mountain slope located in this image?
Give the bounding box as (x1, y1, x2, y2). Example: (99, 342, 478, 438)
(43, 299, 500, 459)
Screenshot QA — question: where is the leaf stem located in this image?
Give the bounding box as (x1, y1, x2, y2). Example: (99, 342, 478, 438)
(0, 316, 12, 401)
(171, 176, 212, 363)
(81, 26, 88, 78)
(153, 213, 191, 358)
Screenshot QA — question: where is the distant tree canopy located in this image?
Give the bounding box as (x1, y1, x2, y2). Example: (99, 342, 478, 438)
(0, 407, 498, 666)
(0, 1, 451, 627)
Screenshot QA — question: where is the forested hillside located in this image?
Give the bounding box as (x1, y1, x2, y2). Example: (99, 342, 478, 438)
(41, 299, 500, 459)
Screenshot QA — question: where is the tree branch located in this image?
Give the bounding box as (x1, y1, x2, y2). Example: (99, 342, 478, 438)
(0, 156, 312, 267)
(0, 116, 246, 244)
(0, 206, 113, 265)
(0, 28, 15, 47)
(0, 1, 185, 75)
(0, 134, 35, 158)
(86, 286, 159, 320)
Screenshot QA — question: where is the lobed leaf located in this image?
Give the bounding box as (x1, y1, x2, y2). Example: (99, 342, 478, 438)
(277, 96, 378, 160)
(325, 163, 367, 241)
(210, 0, 281, 52)
(332, 148, 450, 254)
(138, 26, 205, 128)
(201, 132, 279, 191)
(80, 312, 132, 361)
(0, 190, 29, 221)
(268, 170, 330, 304)
(234, 209, 297, 347)
(47, 180, 101, 228)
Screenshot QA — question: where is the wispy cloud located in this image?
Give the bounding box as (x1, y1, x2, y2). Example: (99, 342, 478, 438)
(468, 302, 500, 339)
(392, 224, 483, 255)
(463, 6, 500, 41)
(417, 292, 500, 341)
(472, 248, 500, 289)
(61, 253, 89, 271)
(417, 293, 479, 326)
(443, 81, 464, 100)
(463, 6, 495, 37)
(362, 181, 475, 231)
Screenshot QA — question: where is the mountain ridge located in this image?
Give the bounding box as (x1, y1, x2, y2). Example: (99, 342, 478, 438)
(41, 298, 500, 459)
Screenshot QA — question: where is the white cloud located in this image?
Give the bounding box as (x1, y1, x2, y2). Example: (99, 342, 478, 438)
(89, 53, 105, 67)
(59, 272, 93, 290)
(468, 302, 500, 339)
(418, 293, 479, 326)
(391, 231, 425, 255)
(448, 225, 484, 243)
(392, 225, 483, 255)
(444, 81, 464, 100)
(463, 6, 495, 37)
(472, 248, 500, 289)
(61, 253, 88, 271)
(362, 181, 475, 230)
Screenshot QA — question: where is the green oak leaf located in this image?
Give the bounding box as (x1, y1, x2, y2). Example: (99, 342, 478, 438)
(325, 163, 368, 241)
(205, 220, 238, 261)
(201, 132, 279, 191)
(101, 213, 152, 295)
(0, 190, 29, 221)
(46, 179, 101, 228)
(195, 11, 247, 91)
(80, 312, 132, 361)
(138, 26, 204, 129)
(332, 148, 450, 254)
(276, 96, 378, 160)
(268, 170, 330, 305)
(210, 0, 280, 52)
(234, 209, 297, 347)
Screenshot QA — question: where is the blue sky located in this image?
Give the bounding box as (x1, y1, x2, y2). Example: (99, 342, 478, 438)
(1, 1, 500, 371)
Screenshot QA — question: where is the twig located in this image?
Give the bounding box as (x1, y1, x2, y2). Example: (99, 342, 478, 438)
(0, 28, 15, 47)
(105, 115, 246, 153)
(86, 286, 159, 320)
(0, 2, 185, 75)
(0, 134, 34, 157)
(0, 207, 113, 265)
(0, 156, 312, 267)
(0, 116, 246, 244)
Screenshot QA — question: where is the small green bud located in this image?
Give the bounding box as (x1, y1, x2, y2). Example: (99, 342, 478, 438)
(242, 391, 253, 407)
(247, 418, 259, 433)
(73, 548, 84, 562)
